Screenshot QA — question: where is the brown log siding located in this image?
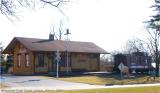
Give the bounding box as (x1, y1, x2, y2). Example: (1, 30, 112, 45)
(13, 42, 34, 75)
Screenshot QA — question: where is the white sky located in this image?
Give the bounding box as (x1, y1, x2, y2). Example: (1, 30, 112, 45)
(0, 0, 154, 52)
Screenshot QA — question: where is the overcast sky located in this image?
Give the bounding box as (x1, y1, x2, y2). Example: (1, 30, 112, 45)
(0, 0, 154, 52)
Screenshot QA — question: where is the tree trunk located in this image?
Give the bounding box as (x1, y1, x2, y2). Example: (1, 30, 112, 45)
(155, 42, 159, 77)
(155, 59, 159, 77)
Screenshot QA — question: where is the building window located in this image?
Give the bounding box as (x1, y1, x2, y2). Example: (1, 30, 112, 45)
(38, 53, 44, 67)
(25, 53, 30, 67)
(17, 54, 21, 67)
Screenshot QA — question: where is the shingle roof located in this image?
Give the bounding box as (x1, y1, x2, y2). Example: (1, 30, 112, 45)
(3, 37, 109, 54)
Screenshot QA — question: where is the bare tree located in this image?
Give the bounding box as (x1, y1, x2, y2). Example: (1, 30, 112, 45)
(40, 0, 69, 7)
(0, 0, 16, 19)
(144, 28, 160, 77)
(123, 38, 147, 54)
(50, 20, 65, 40)
(0, 0, 69, 19)
(145, 0, 160, 77)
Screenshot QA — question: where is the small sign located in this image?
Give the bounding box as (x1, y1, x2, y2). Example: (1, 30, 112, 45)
(118, 62, 125, 71)
(118, 62, 125, 80)
(55, 50, 61, 62)
(151, 63, 156, 68)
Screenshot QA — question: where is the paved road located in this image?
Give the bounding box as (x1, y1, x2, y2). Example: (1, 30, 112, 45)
(1, 75, 160, 91)
(1, 75, 105, 90)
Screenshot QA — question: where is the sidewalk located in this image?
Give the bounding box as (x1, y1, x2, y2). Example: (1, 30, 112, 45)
(2, 83, 160, 90)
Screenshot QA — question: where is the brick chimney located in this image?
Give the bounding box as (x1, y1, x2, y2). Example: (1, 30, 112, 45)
(49, 33, 54, 41)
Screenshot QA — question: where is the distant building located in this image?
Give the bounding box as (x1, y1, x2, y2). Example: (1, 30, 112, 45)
(2, 36, 108, 75)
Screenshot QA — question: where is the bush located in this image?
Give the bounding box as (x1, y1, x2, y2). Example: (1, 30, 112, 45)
(0, 61, 12, 74)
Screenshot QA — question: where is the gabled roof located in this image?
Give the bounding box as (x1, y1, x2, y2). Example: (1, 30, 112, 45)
(3, 37, 109, 54)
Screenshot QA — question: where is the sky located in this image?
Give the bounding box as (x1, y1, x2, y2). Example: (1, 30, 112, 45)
(0, 0, 154, 52)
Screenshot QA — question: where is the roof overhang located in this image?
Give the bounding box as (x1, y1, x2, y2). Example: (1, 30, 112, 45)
(2, 38, 18, 54)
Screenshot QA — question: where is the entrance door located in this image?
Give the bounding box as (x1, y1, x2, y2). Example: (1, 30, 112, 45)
(49, 56, 56, 72)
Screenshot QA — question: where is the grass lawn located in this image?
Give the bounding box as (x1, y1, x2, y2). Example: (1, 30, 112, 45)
(2, 86, 160, 93)
(55, 74, 160, 85)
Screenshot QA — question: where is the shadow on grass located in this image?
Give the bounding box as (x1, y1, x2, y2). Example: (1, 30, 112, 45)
(46, 72, 160, 85)
(55, 72, 147, 80)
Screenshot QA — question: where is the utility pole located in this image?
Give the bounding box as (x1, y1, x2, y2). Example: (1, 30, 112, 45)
(64, 29, 71, 73)
(56, 50, 61, 78)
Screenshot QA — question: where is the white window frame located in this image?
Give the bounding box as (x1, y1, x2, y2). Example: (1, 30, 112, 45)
(26, 53, 30, 67)
(18, 54, 21, 67)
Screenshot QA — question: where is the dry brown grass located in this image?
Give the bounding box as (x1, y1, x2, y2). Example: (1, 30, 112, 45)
(0, 83, 8, 89)
(55, 74, 160, 85)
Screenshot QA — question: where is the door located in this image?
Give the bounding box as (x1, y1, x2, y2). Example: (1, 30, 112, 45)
(49, 56, 56, 72)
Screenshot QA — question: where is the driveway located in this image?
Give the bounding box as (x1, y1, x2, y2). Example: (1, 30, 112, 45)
(1, 75, 105, 90)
